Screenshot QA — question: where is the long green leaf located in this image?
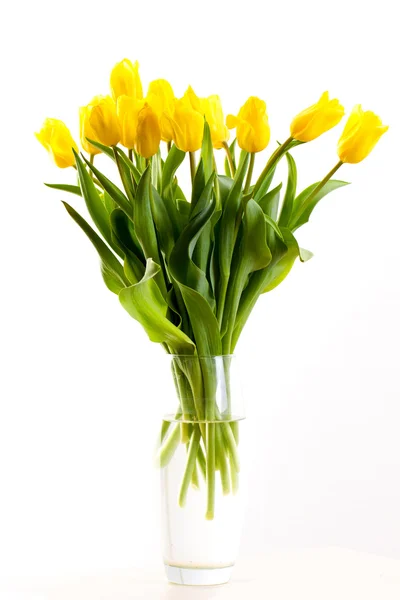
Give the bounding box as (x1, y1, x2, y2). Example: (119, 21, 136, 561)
(278, 152, 297, 227)
(62, 202, 128, 294)
(289, 179, 349, 231)
(73, 150, 124, 259)
(134, 167, 166, 296)
(45, 183, 81, 196)
(221, 199, 272, 347)
(80, 152, 132, 217)
(169, 189, 216, 310)
(119, 259, 195, 353)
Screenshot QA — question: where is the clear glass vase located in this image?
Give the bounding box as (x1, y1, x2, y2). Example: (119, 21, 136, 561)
(156, 355, 245, 586)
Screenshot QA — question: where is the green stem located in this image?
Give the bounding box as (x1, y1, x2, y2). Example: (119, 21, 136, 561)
(178, 427, 201, 507)
(223, 141, 236, 177)
(189, 151, 196, 183)
(244, 152, 255, 194)
(167, 141, 172, 153)
(216, 425, 230, 495)
(252, 137, 293, 199)
(158, 424, 181, 468)
(229, 450, 239, 495)
(128, 148, 133, 162)
(205, 423, 216, 520)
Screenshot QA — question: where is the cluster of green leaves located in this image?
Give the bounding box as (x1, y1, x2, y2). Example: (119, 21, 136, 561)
(48, 125, 348, 358)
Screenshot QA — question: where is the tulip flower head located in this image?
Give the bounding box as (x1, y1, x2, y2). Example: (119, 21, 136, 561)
(290, 92, 344, 142)
(85, 95, 120, 147)
(110, 58, 143, 102)
(147, 79, 175, 142)
(136, 104, 161, 159)
(337, 105, 388, 164)
(166, 98, 204, 152)
(117, 95, 145, 149)
(79, 106, 101, 155)
(35, 118, 78, 168)
(226, 96, 270, 153)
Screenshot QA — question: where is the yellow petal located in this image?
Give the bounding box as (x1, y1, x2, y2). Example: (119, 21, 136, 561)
(36, 118, 78, 168)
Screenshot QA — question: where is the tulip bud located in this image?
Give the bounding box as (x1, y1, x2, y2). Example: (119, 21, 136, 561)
(337, 105, 388, 164)
(85, 95, 120, 147)
(110, 58, 143, 102)
(167, 98, 204, 152)
(79, 106, 101, 155)
(202, 95, 229, 149)
(35, 118, 78, 168)
(146, 79, 175, 142)
(117, 95, 145, 149)
(136, 104, 161, 159)
(180, 86, 229, 148)
(226, 96, 270, 153)
(290, 92, 344, 142)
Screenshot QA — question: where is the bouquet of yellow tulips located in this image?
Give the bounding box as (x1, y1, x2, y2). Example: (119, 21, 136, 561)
(36, 59, 387, 519)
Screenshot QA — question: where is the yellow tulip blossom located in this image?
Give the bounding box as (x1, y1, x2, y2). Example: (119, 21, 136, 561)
(117, 95, 145, 149)
(166, 98, 204, 152)
(290, 91, 344, 142)
(136, 104, 161, 158)
(35, 118, 78, 168)
(110, 58, 143, 102)
(79, 105, 101, 155)
(181, 86, 229, 149)
(85, 95, 120, 147)
(226, 96, 270, 153)
(337, 105, 388, 164)
(202, 95, 229, 149)
(146, 79, 175, 142)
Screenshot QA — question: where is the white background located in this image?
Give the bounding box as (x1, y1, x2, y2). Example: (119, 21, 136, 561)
(0, 0, 399, 580)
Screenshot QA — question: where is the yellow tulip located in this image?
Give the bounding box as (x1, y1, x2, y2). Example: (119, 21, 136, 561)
(86, 95, 120, 147)
(117, 95, 145, 149)
(79, 106, 101, 155)
(290, 91, 344, 142)
(35, 118, 78, 168)
(337, 105, 388, 164)
(166, 98, 204, 152)
(226, 96, 270, 153)
(202, 95, 229, 149)
(182, 85, 203, 113)
(136, 104, 161, 158)
(110, 58, 143, 102)
(146, 79, 175, 142)
(182, 86, 229, 149)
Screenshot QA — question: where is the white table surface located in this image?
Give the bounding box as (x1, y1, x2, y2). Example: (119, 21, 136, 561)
(1, 548, 400, 599)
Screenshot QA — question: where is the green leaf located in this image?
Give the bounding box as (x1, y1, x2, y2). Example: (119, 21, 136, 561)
(162, 144, 186, 193)
(73, 149, 124, 259)
(217, 175, 234, 207)
(85, 138, 115, 159)
(224, 139, 236, 177)
(161, 144, 186, 235)
(134, 167, 166, 295)
(151, 186, 176, 258)
(258, 183, 282, 220)
(110, 207, 145, 279)
(253, 166, 276, 202)
(114, 147, 141, 186)
(200, 120, 213, 182)
(218, 152, 250, 279)
(119, 258, 195, 353)
(169, 190, 216, 310)
(113, 148, 136, 203)
(45, 183, 81, 196)
(289, 179, 349, 231)
(79, 152, 132, 217)
(62, 202, 129, 294)
(278, 152, 297, 227)
(221, 199, 272, 345)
